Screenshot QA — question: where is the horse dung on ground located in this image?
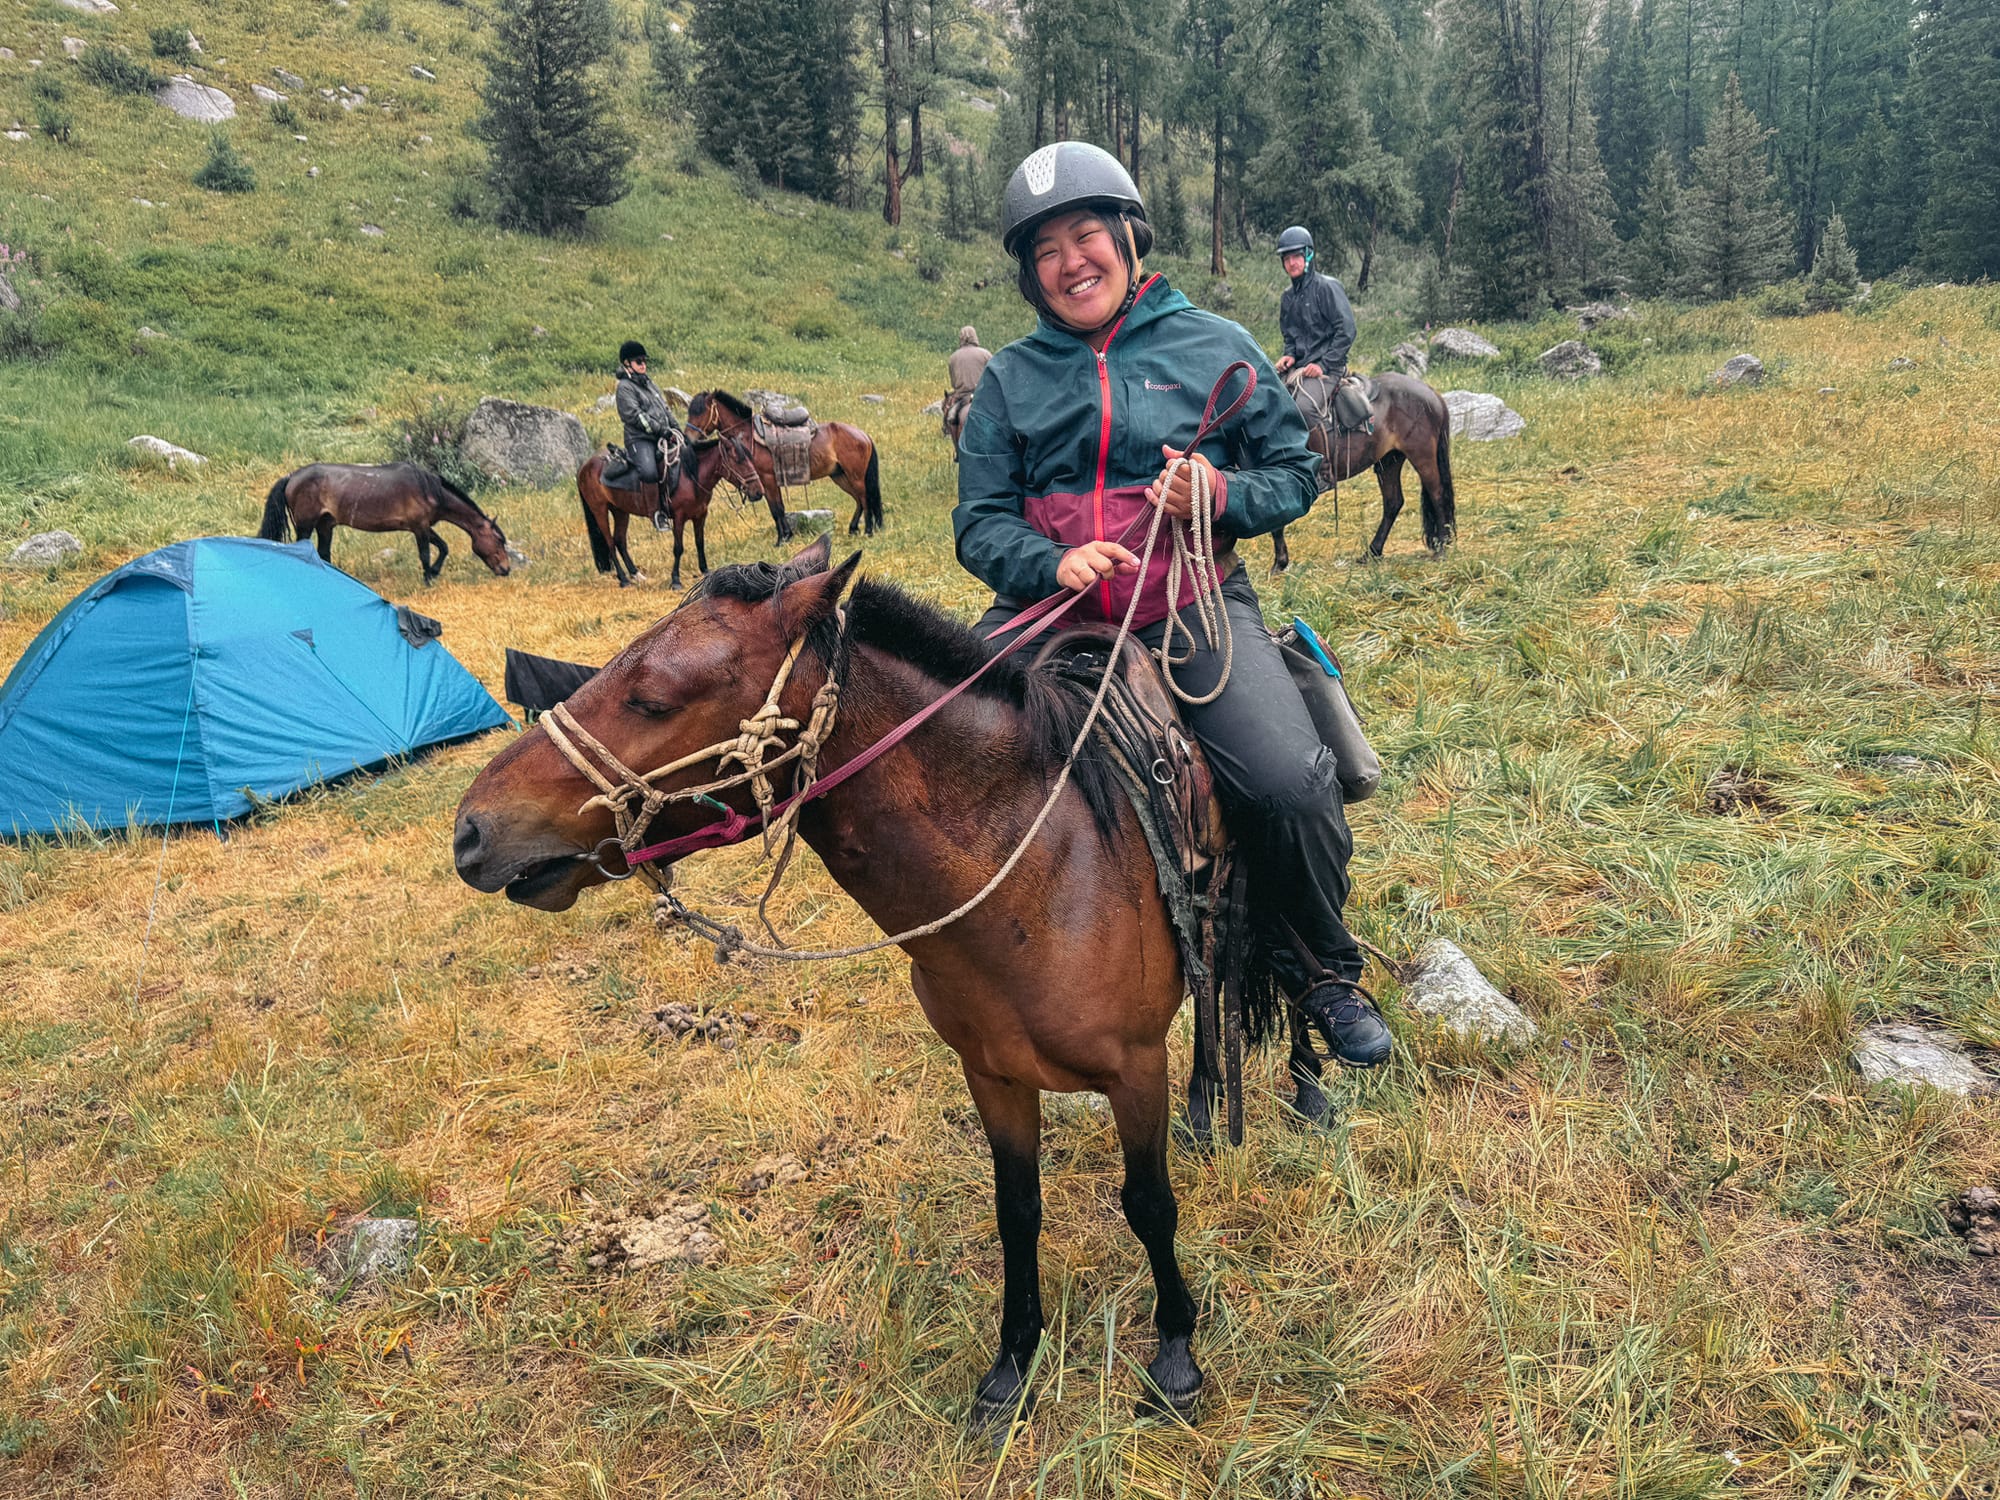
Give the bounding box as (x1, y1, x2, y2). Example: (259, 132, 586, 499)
(258, 462, 515, 584)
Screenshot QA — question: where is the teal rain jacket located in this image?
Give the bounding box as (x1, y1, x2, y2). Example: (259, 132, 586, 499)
(953, 275, 1319, 627)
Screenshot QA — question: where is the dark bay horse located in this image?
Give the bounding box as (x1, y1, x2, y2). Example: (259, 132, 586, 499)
(1270, 371, 1457, 574)
(258, 462, 513, 583)
(686, 390, 885, 538)
(575, 436, 761, 590)
(453, 536, 1284, 1429)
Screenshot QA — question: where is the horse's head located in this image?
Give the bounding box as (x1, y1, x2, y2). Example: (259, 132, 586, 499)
(686, 391, 714, 434)
(453, 534, 856, 910)
(468, 511, 514, 576)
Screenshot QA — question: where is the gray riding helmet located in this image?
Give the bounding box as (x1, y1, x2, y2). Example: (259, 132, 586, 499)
(1000, 141, 1153, 260)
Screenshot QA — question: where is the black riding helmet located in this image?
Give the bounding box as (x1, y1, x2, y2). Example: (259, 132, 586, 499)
(619, 339, 649, 365)
(1000, 141, 1155, 334)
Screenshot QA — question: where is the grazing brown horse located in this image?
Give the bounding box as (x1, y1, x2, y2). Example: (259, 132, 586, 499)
(258, 462, 513, 583)
(1269, 371, 1457, 574)
(453, 536, 1286, 1429)
(686, 390, 885, 538)
(575, 436, 762, 590)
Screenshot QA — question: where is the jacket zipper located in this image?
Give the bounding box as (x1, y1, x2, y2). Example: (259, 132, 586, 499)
(1088, 275, 1156, 618)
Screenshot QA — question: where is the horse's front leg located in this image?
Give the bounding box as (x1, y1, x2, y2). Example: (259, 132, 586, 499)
(423, 529, 448, 584)
(962, 1068, 1044, 1433)
(1270, 525, 1290, 578)
(693, 511, 709, 577)
(1106, 1048, 1202, 1421)
(670, 513, 686, 591)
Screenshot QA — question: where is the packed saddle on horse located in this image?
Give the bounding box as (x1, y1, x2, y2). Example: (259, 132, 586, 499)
(751, 396, 816, 491)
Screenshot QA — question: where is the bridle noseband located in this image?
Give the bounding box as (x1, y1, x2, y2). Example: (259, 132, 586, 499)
(539, 621, 843, 893)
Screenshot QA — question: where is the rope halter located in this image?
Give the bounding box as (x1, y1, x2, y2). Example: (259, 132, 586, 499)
(539, 623, 842, 889)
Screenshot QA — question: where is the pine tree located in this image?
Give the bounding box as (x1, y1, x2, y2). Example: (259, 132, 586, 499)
(1629, 147, 1685, 296)
(1803, 208, 1858, 310)
(647, 6, 694, 116)
(1912, 0, 2000, 280)
(1845, 105, 1921, 275)
(474, 0, 632, 233)
(1596, 0, 1658, 239)
(1445, 0, 1549, 319)
(1157, 168, 1190, 258)
(1676, 73, 1791, 299)
(691, 0, 857, 202)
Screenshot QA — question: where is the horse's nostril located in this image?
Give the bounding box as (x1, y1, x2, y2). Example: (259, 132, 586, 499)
(452, 812, 486, 868)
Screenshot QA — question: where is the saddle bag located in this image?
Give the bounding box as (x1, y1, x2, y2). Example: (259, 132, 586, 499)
(1273, 619, 1382, 803)
(1333, 375, 1373, 433)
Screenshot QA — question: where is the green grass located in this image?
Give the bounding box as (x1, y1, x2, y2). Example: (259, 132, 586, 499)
(4, 2, 2000, 1495)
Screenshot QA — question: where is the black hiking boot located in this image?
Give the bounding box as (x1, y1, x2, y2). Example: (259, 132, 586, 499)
(1297, 978, 1393, 1068)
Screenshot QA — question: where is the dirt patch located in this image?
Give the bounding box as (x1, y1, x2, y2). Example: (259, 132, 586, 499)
(741, 1154, 807, 1194)
(1705, 766, 1784, 815)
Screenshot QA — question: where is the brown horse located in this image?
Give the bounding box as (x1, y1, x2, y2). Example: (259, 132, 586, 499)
(1269, 371, 1457, 574)
(257, 462, 514, 583)
(575, 436, 762, 590)
(942, 392, 971, 460)
(453, 536, 1290, 1430)
(686, 390, 886, 538)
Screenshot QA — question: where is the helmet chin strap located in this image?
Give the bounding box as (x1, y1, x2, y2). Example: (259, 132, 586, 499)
(1019, 214, 1145, 339)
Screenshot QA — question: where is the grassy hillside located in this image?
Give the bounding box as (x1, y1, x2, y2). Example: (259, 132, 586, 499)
(4, 3, 2000, 1496)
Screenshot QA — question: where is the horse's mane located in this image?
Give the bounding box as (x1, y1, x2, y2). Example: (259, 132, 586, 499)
(415, 465, 499, 531)
(699, 389, 755, 423)
(691, 565, 1123, 845)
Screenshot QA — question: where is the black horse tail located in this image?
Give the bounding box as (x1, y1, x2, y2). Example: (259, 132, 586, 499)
(579, 478, 614, 574)
(257, 475, 292, 540)
(863, 445, 884, 530)
(1433, 410, 1457, 546)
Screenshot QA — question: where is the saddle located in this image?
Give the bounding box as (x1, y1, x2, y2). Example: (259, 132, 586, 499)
(751, 401, 815, 488)
(601, 433, 684, 505)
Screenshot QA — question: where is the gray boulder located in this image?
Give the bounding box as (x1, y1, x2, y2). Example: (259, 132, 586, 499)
(920, 398, 944, 415)
(1713, 353, 1763, 386)
(1403, 939, 1538, 1045)
(1390, 340, 1429, 377)
(410, 65, 436, 82)
(274, 67, 305, 89)
(251, 83, 286, 102)
(0, 270, 20, 315)
(58, 0, 118, 12)
(1852, 1023, 1995, 1097)
(1539, 340, 1602, 379)
(10, 531, 83, 566)
(1442, 390, 1526, 442)
(128, 434, 206, 467)
(156, 75, 235, 123)
(1430, 327, 1501, 359)
(1571, 301, 1633, 333)
(62, 37, 86, 59)
(461, 397, 591, 485)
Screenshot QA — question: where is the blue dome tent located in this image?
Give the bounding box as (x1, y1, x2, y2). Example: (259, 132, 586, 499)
(0, 537, 511, 835)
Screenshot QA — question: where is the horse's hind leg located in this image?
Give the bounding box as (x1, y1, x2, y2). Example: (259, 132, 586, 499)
(1408, 445, 1452, 555)
(1270, 525, 1291, 578)
(693, 512, 709, 577)
(961, 1068, 1045, 1433)
(670, 514, 686, 590)
(314, 516, 335, 564)
(1364, 454, 1407, 560)
(1106, 1050, 1203, 1421)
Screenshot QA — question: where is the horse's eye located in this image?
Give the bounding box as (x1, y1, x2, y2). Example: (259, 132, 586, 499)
(626, 697, 677, 719)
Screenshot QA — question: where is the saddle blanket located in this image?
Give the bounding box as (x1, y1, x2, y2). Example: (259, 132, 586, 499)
(752, 410, 815, 488)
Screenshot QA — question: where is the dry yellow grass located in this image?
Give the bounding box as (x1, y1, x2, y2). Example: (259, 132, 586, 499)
(4, 290, 2000, 1497)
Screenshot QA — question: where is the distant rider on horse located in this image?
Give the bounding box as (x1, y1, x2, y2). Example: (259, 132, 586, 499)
(1271, 227, 1364, 441)
(614, 340, 682, 516)
(943, 325, 991, 441)
(953, 141, 1393, 1070)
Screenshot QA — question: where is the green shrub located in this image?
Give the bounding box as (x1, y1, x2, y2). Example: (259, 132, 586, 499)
(357, 0, 394, 32)
(386, 391, 486, 493)
(30, 75, 73, 143)
(148, 25, 196, 62)
(789, 309, 838, 342)
(914, 233, 947, 284)
(79, 45, 158, 96)
(0, 245, 54, 360)
(192, 134, 256, 194)
(268, 99, 302, 133)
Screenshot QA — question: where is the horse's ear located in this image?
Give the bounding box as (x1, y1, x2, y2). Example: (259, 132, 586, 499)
(775, 549, 861, 638)
(779, 532, 832, 579)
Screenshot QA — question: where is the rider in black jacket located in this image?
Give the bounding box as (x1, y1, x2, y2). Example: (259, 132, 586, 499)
(1272, 227, 1358, 435)
(614, 340, 679, 489)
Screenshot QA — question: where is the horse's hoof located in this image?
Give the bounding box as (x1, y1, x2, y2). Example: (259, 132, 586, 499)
(1135, 1342, 1203, 1424)
(1286, 1085, 1333, 1130)
(1172, 1113, 1216, 1156)
(1268, 563, 1289, 580)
